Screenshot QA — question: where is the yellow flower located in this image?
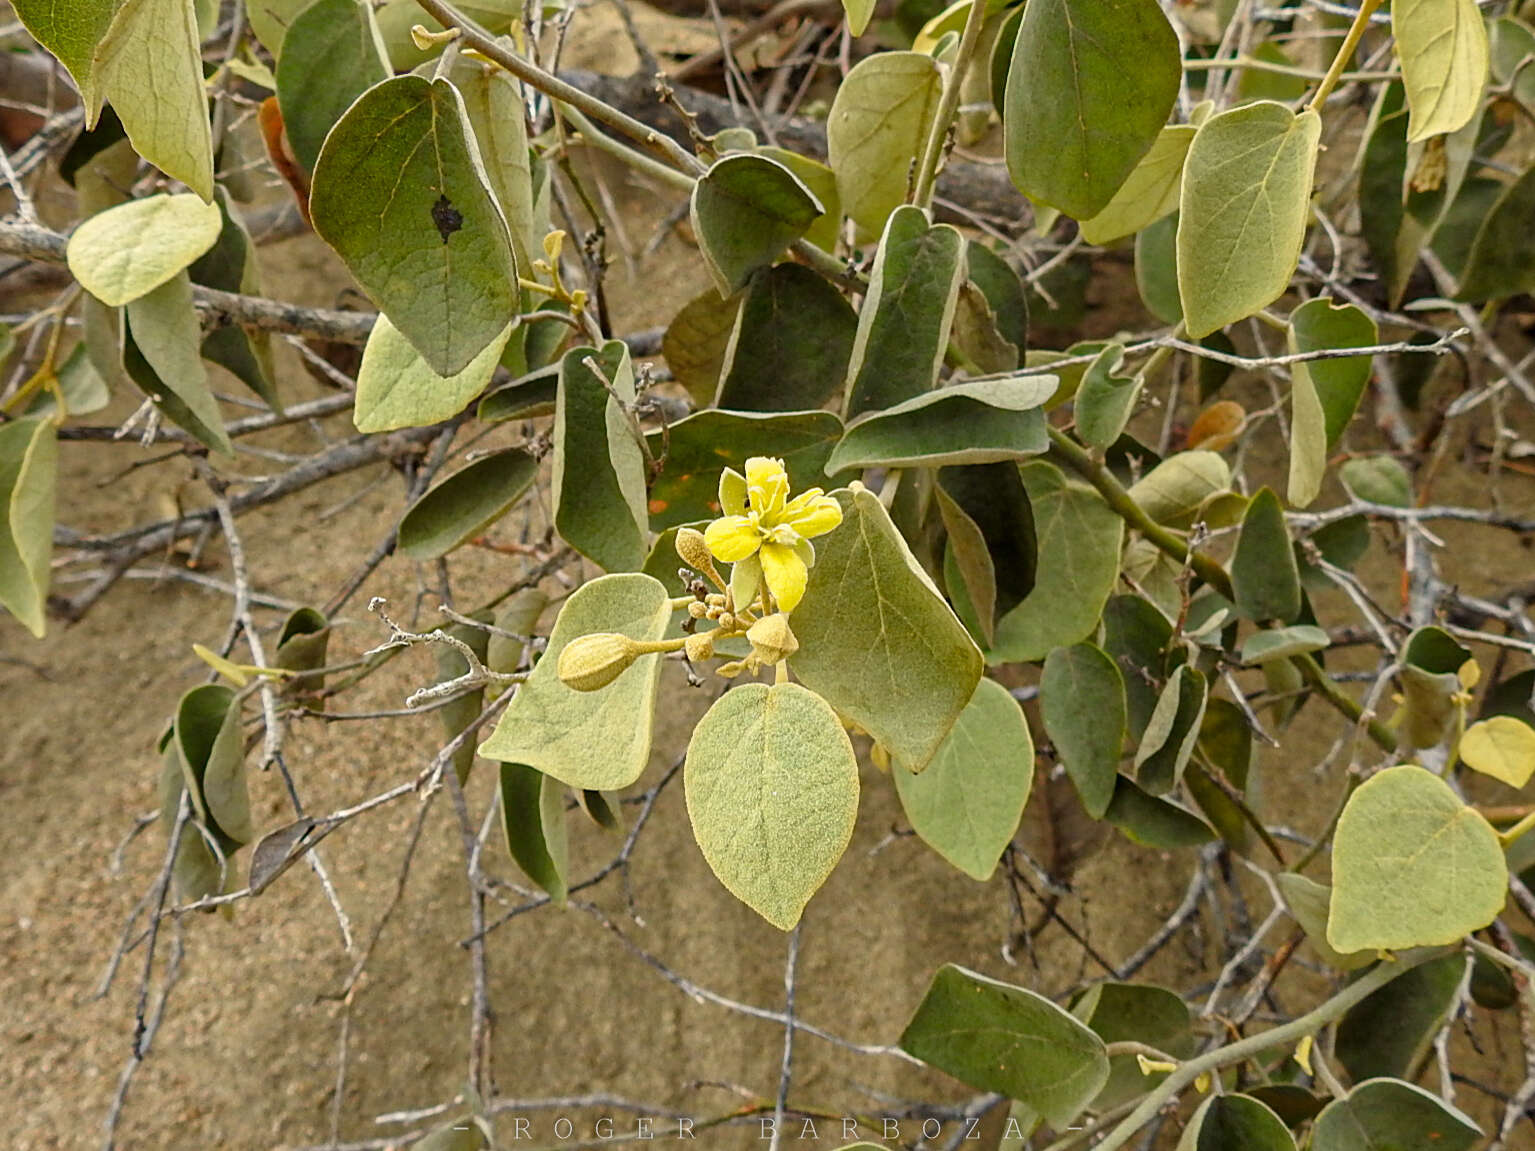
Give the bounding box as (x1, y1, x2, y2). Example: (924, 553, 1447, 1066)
(702, 457, 842, 612)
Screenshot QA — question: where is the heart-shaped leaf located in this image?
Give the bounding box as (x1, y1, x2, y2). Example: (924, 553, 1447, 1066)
(354, 316, 513, 433)
(275, 0, 389, 173)
(67, 193, 223, 307)
(828, 376, 1054, 472)
(1395, 0, 1488, 142)
(1311, 1077, 1480, 1151)
(691, 153, 823, 297)
(827, 52, 943, 235)
(398, 449, 539, 560)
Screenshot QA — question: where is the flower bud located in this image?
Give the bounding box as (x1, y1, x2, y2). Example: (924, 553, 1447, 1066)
(675, 528, 718, 575)
(717, 612, 736, 632)
(686, 600, 708, 619)
(557, 632, 639, 692)
(746, 613, 798, 665)
(684, 632, 715, 662)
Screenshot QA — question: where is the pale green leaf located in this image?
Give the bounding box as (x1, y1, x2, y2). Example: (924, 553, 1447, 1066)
(843, 206, 966, 417)
(1078, 126, 1194, 245)
(1276, 873, 1372, 970)
(247, 0, 310, 56)
(275, 0, 389, 173)
(1073, 983, 1193, 1110)
(354, 315, 511, 433)
(1240, 625, 1330, 665)
(789, 487, 983, 773)
(95, 0, 215, 200)
(1287, 298, 1377, 507)
(842, 0, 874, 36)
(0, 418, 57, 639)
(311, 75, 518, 376)
(1134, 665, 1207, 795)
(398, 449, 539, 560)
(174, 683, 253, 847)
(758, 147, 842, 253)
(1340, 455, 1411, 507)
(1135, 212, 1182, 325)
(1074, 344, 1141, 450)
(123, 272, 232, 454)
(1125, 450, 1231, 527)
(499, 762, 568, 904)
(1327, 765, 1507, 952)
(1177, 102, 1321, 337)
(1040, 643, 1125, 818)
(1310, 1078, 1481, 1151)
(479, 573, 672, 790)
(900, 964, 1110, 1129)
(1395, 0, 1488, 141)
(691, 153, 822, 297)
(1459, 716, 1535, 789)
(826, 52, 943, 236)
(685, 682, 859, 930)
(988, 461, 1123, 663)
(445, 54, 540, 271)
(828, 376, 1054, 472)
(1002, 0, 1181, 220)
(894, 678, 1034, 881)
(66, 193, 223, 307)
(552, 340, 649, 572)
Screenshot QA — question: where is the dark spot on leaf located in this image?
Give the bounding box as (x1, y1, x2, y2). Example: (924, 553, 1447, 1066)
(432, 194, 463, 244)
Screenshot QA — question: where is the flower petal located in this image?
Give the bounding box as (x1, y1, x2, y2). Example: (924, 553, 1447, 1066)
(784, 494, 843, 539)
(760, 542, 808, 613)
(705, 515, 762, 563)
(745, 456, 788, 518)
(718, 467, 748, 516)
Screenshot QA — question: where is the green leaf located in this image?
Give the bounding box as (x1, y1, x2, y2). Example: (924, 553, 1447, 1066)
(1287, 298, 1377, 507)
(1126, 450, 1231, 527)
(1040, 643, 1125, 818)
(828, 376, 1053, 472)
(691, 154, 823, 297)
(717, 264, 857, 412)
(1102, 594, 1173, 740)
(789, 487, 983, 773)
(158, 729, 225, 901)
(1177, 1094, 1295, 1151)
(1231, 488, 1301, 623)
(1455, 164, 1535, 302)
(1078, 126, 1195, 245)
(1002, 0, 1180, 220)
(841, 0, 875, 36)
(397, 449, 539, 560)
(311, 75, 518, 376)
(899, 964, 1110, 1128)
(1328, 765, 1507, 952)
(1311, 1078, 1480, 1151)
(938, 462, 1036, 626)
(988, 461, 1123, 664)
(188, 189, 281, 412)
(826, 52, 943, 236)
(446, 54, 540, 271)
(478, 363, 559, 424)
(644, 409, 844, 530)
(1134, 213, 1183, 325)
(1394, 0, 1488, 142)
(1073, 982, 1193, 1110)
(1459, 716, 1535, 789)
(966, 243, 1029, 354)
(479, 573, 672, 791)
(12, 0, 117, 117)
(66, 193, 223, 307)
(843, 206, 966, 417)
(353, 315, 511, 433)
(1340, 455, 1412, 507)
(499, 762, 568, 904)
(685, 682, 859, 930)
(1134, 665, 1207, 794)
(0, 417, 58, 639)
(1105, 776, 1216, 849)
(274, 607, 331, 697)
(1074, 344, 1141, 450)
(893, 677, 1035, 881)
(662, 288, 741, 407)
(1358, 82, 1411, 303)
(1490, 17, 1535, 114)
(123, 272, 232, 455)
(95, 0, 215, 199)
(435, 616, 491, 785)
(1177, 102, 1321, 337)
(174, 683, 253, 848)
(25, 343, 112, 420)
(275, 0, 389, 174)
(552, 340, 649, 572)
(1336, 953, 1467, 1082)
(1240, 625, 1330, 665)
(951, 281, 1019, 375)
